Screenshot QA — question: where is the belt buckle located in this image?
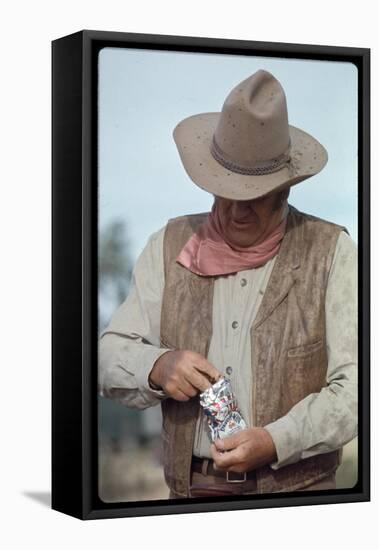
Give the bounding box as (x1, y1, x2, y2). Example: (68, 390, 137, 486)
(226, 471, 247, 483)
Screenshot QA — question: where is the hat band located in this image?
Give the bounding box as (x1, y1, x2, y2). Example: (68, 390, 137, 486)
(210, 135, 291, 175)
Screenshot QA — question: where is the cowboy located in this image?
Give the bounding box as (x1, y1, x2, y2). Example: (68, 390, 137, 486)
(99, 70, 357, 498)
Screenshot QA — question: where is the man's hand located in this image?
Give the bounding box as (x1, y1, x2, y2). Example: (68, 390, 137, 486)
(210, 427, 277, 473)
(149, 350, 222, 402)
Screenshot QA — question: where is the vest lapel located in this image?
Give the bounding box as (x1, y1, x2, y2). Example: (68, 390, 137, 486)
(188, 274, 214, 343)
(253, 205, 301, 330)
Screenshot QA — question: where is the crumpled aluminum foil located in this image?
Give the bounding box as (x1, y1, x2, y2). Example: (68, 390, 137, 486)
(199, 377, 247, 441)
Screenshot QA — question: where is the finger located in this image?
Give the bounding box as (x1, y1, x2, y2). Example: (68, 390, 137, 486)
(193, 358, 222, 383)
(177, 378, 198, 398)
(210, 443, 220, 467)
(212, 447, 242, 470)
(184, 369, 213, 392)
(214, 433, 241, 452)
(171, 389, 191, 402)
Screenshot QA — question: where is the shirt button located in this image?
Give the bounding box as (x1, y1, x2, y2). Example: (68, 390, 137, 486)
(231, 321, 239, 329)
(226, 366, 233, 376)
(240, 278, 247, 287)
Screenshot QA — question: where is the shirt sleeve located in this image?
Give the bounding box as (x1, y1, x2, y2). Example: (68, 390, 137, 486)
(264, 230, 358, 469)
(98, 225, 172, 409)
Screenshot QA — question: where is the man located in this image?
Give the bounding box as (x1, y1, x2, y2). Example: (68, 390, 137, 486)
(99, 70, 357, 498)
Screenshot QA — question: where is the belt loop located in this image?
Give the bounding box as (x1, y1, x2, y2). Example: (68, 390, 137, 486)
(201, 458, 209, 476)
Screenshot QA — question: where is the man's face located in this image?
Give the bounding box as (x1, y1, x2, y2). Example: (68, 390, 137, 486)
(215, 191, 287, 248)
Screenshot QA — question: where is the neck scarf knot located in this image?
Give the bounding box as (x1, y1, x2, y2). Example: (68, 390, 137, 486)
(176, 202, 289, 276)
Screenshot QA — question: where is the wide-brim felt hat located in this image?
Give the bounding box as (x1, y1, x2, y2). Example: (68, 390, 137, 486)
(173, 70, 328, 201)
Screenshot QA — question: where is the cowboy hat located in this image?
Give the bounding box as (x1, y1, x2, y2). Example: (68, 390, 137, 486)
(173, 69, 328, 201)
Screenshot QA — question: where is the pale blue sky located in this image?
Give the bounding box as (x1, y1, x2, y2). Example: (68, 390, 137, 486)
(98, 47, 357, 262)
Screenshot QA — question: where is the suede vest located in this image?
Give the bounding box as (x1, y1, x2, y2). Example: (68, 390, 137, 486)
(160, 204, 346, 496)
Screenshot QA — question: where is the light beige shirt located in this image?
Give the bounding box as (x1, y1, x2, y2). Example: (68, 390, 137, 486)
(99, 220, 358, 469)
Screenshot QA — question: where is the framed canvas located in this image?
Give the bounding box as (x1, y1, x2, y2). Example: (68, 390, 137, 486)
(52, 30, 370, 520)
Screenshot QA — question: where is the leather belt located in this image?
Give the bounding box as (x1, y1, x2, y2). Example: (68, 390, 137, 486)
(191, 456, 256, 483)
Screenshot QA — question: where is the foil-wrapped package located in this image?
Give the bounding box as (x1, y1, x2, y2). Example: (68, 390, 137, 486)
(199, 377, 247, 441)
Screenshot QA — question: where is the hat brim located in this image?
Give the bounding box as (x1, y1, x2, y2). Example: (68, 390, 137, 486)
(173, 113, 328, 201)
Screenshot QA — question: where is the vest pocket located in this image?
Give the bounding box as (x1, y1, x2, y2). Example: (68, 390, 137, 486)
(287, 339, 323, 358)
(282, 339, 327, 410)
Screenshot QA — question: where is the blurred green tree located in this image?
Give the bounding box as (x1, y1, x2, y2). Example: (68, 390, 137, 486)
(98, 220, 141, 443)
(99, 220, 133, 331)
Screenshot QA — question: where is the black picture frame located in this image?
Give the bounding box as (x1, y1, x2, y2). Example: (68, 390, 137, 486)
(52, 29, 370, 520)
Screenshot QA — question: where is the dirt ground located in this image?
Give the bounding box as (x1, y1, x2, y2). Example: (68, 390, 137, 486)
(99, 436, 358, 502)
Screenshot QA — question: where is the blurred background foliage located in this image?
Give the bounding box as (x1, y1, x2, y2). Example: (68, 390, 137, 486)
(98, 220, 168, 502)
(99, 220, 133, 319)
(98, 220, 358, 503)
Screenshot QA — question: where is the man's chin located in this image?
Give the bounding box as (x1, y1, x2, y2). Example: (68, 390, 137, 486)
(229, 220, 259, 232)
